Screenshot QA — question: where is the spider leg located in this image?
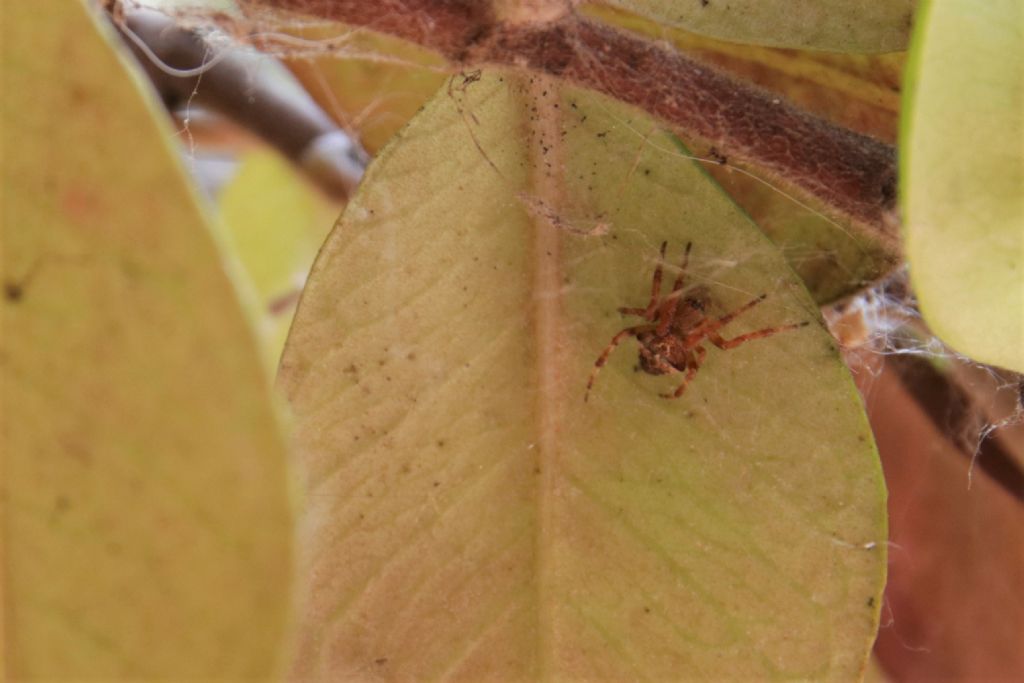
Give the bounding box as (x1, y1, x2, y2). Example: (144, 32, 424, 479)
(660, 345, 706, 399)
(656, 241, 693, 335)
(710, 293, 768, 329)
(706, 321, 809, 350)
(669, 241, 693, 294)
(618, 241, 671, 320)
(697, 293, 809, 349)
(584, 324, 654, 402)
(620, 241, 669, 321)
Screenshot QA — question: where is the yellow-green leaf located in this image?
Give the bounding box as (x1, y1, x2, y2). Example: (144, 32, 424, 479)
(598, 0, 915, 52)
(1, 1, 293, 678)
(219, 149, 341, 362)
(279, 72, 886, 680)
(901, 0, 1024, 373)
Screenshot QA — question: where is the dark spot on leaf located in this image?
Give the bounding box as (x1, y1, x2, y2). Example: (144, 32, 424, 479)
(4, 280, 23, 302)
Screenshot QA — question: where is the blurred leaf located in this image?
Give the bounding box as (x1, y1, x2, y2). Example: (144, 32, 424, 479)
(900, 0, 1023, 373)
(285, 26, 447, 154)
(597, 0, 915, 52)
(1, 1, 293, 677)
(219, 149, 341, 362)
(278, 72, 886, 680)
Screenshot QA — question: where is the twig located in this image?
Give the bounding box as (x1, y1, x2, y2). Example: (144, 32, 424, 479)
(115, 6, 366, 199)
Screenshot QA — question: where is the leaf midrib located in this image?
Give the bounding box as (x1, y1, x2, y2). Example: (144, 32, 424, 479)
(524, 75, 572, 682)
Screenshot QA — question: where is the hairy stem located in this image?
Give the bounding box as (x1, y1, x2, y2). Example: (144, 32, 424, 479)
(252, 0, 899, 240)
(117, 7, 366, 198)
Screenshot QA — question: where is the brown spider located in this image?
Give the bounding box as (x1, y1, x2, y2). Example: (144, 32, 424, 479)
(585, 241, 809, 401)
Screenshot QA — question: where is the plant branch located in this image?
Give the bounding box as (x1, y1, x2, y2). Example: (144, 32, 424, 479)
(116, 6, 366, 198)
(252, 0, 899, 241)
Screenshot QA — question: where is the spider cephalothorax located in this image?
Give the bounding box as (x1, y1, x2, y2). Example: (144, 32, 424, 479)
(585, 242, 809, 401)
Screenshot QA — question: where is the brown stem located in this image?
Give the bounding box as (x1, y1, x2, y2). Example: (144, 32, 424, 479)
(116, 7, 366, 198)
(255, 0, 898, 238)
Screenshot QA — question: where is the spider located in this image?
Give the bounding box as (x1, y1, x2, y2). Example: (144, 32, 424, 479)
(585, 241, 809, 401)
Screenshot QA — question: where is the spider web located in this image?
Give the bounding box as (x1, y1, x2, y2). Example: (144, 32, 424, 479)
(825, 269, 1024, 493)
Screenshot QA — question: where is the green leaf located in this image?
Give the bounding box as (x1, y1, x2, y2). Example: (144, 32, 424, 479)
(900, 0, 1023, 373)
(599, 0, 915, 52)
(279, 72, 886, 679)
(1, 1, 293, 677)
